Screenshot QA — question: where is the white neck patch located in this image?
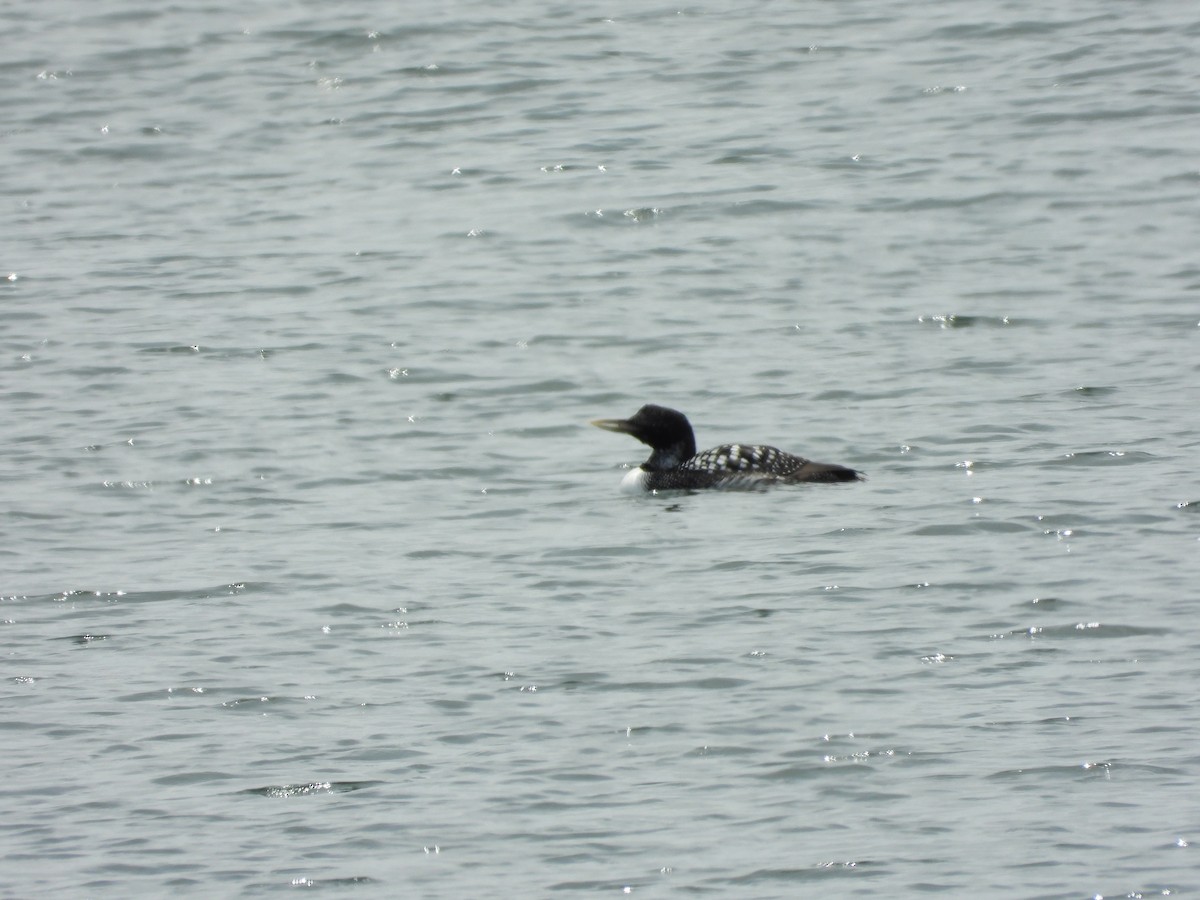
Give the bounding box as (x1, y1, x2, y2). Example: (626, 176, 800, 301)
(619, 467, 651, 493)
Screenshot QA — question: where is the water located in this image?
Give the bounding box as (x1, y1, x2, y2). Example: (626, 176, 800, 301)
(3, 1, 1199, 896)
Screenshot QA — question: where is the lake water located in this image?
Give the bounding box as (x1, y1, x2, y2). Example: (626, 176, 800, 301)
(3, 1, 1199, 897)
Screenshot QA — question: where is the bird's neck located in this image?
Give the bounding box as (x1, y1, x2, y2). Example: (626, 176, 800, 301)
(643, 439, 695, 471)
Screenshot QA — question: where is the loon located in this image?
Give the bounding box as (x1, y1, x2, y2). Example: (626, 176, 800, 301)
(591, 404, 864, 492)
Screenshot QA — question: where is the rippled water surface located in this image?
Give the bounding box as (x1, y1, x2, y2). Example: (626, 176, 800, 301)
(4, 1, 1199, 896)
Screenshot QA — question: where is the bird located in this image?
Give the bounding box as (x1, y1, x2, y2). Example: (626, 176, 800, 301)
(590, 404, 864, 492)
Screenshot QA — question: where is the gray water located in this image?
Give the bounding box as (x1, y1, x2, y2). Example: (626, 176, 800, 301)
(3, 1, 1199, 896)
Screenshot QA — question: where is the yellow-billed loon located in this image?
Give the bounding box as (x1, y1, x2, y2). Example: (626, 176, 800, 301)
(591, 404, 864, 492)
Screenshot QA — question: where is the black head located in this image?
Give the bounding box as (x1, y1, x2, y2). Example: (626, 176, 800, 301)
(590, 404, 697, 462)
